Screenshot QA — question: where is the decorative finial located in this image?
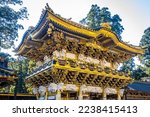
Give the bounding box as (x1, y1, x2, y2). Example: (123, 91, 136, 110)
(100, 22, 111, 29)
(45, 3, 54, 13)
(67, 18, 72, 21)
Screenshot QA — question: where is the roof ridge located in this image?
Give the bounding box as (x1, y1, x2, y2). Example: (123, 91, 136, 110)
(45, 3, 96, 32)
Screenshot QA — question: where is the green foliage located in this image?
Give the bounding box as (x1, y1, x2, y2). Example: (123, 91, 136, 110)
(0, 52, 10, 60)
(139, 27, 150, 77)
(119, 58, 148, 80)
(139, 27, 150, 67)
(0, 0, 28, 49)
(0, 52, 10, 67)
(111, 15, 124, 39)
(0, 52, 15, 93)
(80, 4, 124, 39)
(119, 58, 135, 74)
(8, 56, 29, 93)
(28, 60, 36, 73)
(132, 65, 148, 80)
(8, 56, 36, 93)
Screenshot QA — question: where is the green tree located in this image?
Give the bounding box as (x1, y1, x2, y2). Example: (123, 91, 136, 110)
(111, 15, 124, 39)
(9, 56, 36, 94)
(0, 52, 15, 93)
(0, 0, 28, 49)
(80, 4, 124, 39)
(132, 65, 148, 80)
(139, 27, 150, 66)
(139, 27, 150, 76)
(9, 56, 29, 93)
(0, 52, 10, 67)
(119, 58, 135, 76)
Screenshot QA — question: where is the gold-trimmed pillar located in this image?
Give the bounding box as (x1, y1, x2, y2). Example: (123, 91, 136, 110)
(117, 88, 121, 100)
(102, 88, 107, 100)
(36, 94, 39, 100)
(78, 87, 83, 100)
(66, 92, 69, 100)
(56, 90, 61, 100)
(32, 86, 39, 100)
(45, 88, 48, 100)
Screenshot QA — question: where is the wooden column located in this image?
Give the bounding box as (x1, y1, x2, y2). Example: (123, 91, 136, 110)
(78, 87, 83, 100)
(56, 90, 61, 100)
(36, 94, 39, 100)
(66, 92, 69, 100)
(102, 88, 107, 100)
(117, 88, 121, 100)
(45, 89, 48, 100)
(33, 86, 39, 100)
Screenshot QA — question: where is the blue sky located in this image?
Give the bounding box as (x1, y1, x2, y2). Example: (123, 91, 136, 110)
(2, 0, 150, 58)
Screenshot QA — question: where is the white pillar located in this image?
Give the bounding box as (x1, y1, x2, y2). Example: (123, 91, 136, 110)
(32, 86, 39, 100)
(117, 89, 121, 100)
(56, 90, 61, 100)
(36, 94, 39, 100)
(45, 91, 48, 100)
(102, 88, 107, 100)
(78, 87, 83, 100)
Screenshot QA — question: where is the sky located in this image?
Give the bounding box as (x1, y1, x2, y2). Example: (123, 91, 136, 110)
(1, 0, 150, 60)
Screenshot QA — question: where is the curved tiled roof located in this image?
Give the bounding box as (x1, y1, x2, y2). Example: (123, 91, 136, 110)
(128, 81, 150, 92)
(15, 4, 144, 55)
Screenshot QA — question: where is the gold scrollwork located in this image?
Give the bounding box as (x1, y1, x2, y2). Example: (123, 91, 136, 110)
(47, 23, 54, 36)
(100, 22, 111, 30)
